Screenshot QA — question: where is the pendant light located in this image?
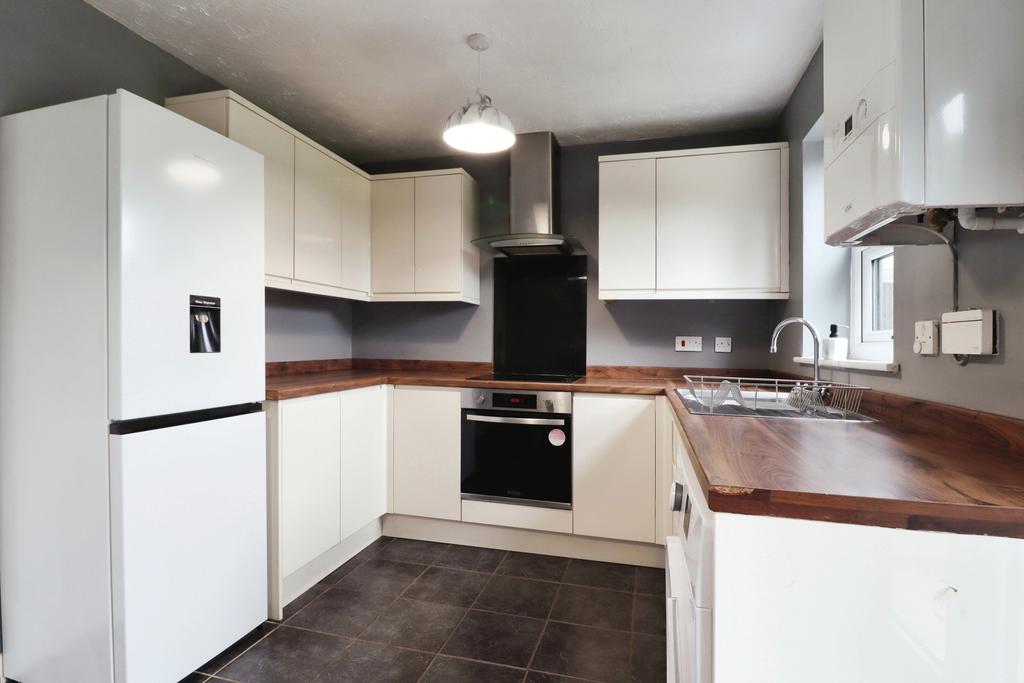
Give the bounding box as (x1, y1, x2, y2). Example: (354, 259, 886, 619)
(443, 33, 515, 154)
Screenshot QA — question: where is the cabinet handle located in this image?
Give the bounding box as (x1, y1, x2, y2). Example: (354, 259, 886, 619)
(466, 414, 565, 427)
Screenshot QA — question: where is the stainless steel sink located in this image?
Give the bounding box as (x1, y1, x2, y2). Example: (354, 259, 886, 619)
(679, 376, 873, 422)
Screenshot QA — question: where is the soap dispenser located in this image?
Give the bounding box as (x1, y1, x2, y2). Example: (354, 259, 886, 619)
(823, 324, 849, 361)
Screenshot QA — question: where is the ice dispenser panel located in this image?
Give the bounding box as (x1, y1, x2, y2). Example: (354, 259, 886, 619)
(189, 295, 221, 353)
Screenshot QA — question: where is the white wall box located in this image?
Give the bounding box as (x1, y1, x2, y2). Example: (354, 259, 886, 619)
(166, 90, 373, 300)
(266, 384, 388, 618)
(371, 170, 480, 303)
(598, 143, 789, 300)
(392, 386, 463, 520)
(823, 0, 1024, 244)
(573, 394, 658, 543)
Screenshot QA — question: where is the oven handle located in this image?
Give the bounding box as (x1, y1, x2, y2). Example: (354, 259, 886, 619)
(465, 414, 566, 427)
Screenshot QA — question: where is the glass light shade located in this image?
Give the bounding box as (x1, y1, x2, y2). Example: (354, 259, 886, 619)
(443, 93, 515, 153)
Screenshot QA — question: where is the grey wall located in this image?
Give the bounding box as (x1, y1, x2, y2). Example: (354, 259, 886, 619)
(0, 0, 220, 116)
(773, 44, 1024, 418)
(356, 131, 786, 367)
(266, 290, 353, 362)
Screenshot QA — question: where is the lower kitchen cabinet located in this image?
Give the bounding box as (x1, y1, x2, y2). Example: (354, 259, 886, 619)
(572, 394, 657, 543)
(274, 392, 342, 577)
(392, 386, 462, 520)
(339, 384, 388, 537)
(266, 385, 389, 614)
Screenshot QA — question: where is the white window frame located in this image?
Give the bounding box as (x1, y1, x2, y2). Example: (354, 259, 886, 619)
(850, 246, 894, 361)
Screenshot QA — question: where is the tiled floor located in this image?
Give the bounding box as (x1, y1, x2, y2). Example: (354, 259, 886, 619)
(183, 536, 667, 683)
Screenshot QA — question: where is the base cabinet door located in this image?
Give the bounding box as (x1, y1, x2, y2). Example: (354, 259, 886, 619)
(278, 393, 342, 576)
(573, 394, 657, 542)
(339, 384, 388, 537)
(393, 386, 461, 520)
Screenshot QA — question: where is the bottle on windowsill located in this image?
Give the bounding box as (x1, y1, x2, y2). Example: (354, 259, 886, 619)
(822, 323, 849, 361)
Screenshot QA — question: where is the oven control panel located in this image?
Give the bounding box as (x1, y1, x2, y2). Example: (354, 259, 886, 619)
(461, 389, 572, 414)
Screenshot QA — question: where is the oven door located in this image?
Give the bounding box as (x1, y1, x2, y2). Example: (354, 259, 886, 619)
(461, 409, 572, 508)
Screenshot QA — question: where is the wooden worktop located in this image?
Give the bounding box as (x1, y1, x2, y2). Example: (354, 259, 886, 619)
(266, 359, 1024, 538)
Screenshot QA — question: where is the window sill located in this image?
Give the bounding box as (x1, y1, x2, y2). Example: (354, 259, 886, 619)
(793, 356, 899, 374)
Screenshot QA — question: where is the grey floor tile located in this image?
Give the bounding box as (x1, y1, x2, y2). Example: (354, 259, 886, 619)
(632, 593, 666, 635)
(635, 567, 666, 597)
(197, 621, 277, 674)
(525, 671, 598, 682)
(177, 674, 209, 683)
(376, 538, 448, 564)
(496, 552, 569, 582)
(550, 584, 633, 631)
(286, 587, 394, 637)
(631, 632, 668, 683)
(334, 558, 427, 597)
(475, 575, 559, 619)
(563, 559, 636, 592)
(281, 579, 332, 620)
(441, 609, 545, 667)
(421, 656, 527, 683)
(359, 597, 466, 652)
(317, 640, 432, 682)
(217, 625, 349, 683)
(531, 621, 631, 683)
(435, 543, 507, 572)
(402, 566, 489, 607)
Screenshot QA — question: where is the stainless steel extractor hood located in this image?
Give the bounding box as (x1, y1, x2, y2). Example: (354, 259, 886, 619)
(473, 131, 584, 256)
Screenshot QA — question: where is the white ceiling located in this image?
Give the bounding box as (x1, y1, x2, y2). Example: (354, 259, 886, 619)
(85, 0, 823, 164)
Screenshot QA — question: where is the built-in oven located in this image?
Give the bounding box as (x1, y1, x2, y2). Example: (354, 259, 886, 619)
(460, 388, 572, 509)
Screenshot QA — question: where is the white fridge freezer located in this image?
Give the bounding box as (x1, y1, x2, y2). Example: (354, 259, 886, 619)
(0, 91, 267, 683)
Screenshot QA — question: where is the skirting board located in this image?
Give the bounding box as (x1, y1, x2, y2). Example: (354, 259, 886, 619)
(273, 518, 383, 620)
(383, 514, 665, 568)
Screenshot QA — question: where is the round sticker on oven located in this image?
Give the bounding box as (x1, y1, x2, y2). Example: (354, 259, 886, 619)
(548, 428, 566, 447)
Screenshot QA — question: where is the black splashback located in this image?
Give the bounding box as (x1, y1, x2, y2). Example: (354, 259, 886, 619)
(493, 255, 587, 380)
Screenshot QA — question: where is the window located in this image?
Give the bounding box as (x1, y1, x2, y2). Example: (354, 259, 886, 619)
(851, 246, 895, 360)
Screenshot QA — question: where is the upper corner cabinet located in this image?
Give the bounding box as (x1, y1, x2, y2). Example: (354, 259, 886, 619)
(370, 170, 480, 304)
(598, 143, 789, 300)
(823, 0, 1024, 245)
(165, 90, 372, 300)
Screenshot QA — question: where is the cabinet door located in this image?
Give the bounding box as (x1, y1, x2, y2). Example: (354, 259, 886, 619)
(573, 394, 656, 542)
(227, 100, 295, 279)
(339, 385, 388, 538)
(414, 174, 462, 293)
(371, 178, 415, 294)
(294, 139, 344, 287)
(340, 166, 371, 294)
(279, 393, 342, 575)
(656, 149, 783, 293)
(599, 158, 656, 292)
(393, 386, 461, 520)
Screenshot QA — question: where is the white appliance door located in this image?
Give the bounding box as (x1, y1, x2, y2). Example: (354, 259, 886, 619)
(108, 91, 264, 420)
(109, 411, 267, 683)
(667, 536, 695, 683)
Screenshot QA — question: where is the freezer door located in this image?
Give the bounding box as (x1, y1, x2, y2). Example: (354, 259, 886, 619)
(109, 411, 267, 683)
(108, 91, 264, 420)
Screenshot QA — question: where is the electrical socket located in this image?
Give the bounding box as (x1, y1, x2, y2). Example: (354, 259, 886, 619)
(675, 336, 702, 352)
(715, 337, 732, 353)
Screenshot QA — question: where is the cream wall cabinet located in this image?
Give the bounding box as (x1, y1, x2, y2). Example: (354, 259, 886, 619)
(371, 170, 480, 303)
(572, 394, 658, 543)
(294, 138, 344, 289)
(598, 142, 789, 300)
(166, 90, 376, 301)
(392, 386, 462, 519)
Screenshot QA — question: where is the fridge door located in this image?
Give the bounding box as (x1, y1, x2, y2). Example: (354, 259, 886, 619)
(109, 411, 267, 683)
(108, 91, 265, 420)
